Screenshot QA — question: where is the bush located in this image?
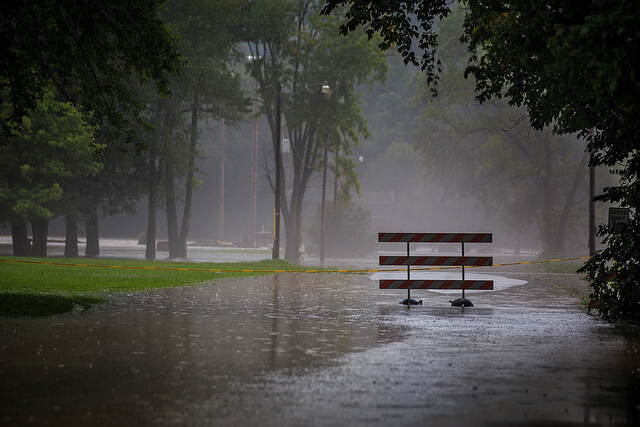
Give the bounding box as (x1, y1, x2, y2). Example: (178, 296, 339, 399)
(579, 220, 640, 323)
(305, 201, 375, 259)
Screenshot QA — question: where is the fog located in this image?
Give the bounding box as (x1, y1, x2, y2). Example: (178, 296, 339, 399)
(29, 55, 607, 260)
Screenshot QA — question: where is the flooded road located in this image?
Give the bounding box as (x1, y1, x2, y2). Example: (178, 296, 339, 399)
(1, 271, 638, 425)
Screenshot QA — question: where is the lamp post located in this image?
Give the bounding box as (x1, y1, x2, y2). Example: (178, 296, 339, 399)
(273, 81, 282, 259)
(320, 132, 329, 264)
(219, 116, 225, 241)
(273, 82, 329, 260)
(317, 82, 333, 264)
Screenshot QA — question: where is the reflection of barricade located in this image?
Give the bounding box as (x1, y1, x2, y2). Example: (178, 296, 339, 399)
(377, 233, 494, 306)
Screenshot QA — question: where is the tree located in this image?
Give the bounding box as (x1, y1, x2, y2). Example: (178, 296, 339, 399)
(0, 0, 184, 147)
(146, 0, 249, 259)
(80, 133, 148, 257)
(0, 89, 97, 257)
(415, 9, 588, 258)
(322, 0, 640, 321)
(245, 0, 386, 263)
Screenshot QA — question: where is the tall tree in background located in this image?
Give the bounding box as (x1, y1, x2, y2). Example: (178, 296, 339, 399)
(415, 10, 588, 258)
(145, 0, 248, 258)
(81, 134, 148, 257)
(245, 0, 386, 262)
(323, 0, 640, 322)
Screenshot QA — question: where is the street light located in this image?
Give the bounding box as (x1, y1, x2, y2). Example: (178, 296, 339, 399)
(320, 132, 330, 264)
(273, 81, 282, 259)
(273, 81, 330, 260)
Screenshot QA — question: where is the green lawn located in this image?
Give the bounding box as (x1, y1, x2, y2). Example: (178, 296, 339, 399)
(534, 259, 586, 274)
(0, 257, 313, 317)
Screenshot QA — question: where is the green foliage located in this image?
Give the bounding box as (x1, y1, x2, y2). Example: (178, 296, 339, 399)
(0, 89, 98, 224)
(322, 0, 449, 93)
(162, 0, 249, 120)
(0, 257, 314, 316)
(137, 0, 251, 258)
(0, 0, 184, 146)
(324, 0, 640, 322)
(305, 201, 374, 258)
(415, 9, 589, 257)
(580, 221, 640, 323)
(85, 139, 148, 219)
(460, 1, 640, 320)
(0, 257, 313, 295)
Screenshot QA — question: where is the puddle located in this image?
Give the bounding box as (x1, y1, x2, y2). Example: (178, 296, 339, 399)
(369, 270, 528, 294)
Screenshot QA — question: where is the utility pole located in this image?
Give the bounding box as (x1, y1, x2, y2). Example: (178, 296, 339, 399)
(320, 132, 329, 264)
(250, 84, 259, 247)
(273, 82, 281, 259)
(272, 82, 328, 260)
(333, 149, 339, 204)
(219, 117, 225, 240)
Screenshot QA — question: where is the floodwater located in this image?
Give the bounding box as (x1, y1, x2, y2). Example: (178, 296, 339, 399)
(1, 270, 639, 425)
(0, 236, 273, 263)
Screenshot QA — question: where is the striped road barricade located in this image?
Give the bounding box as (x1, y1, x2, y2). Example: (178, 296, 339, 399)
(377, 232, 493, 306)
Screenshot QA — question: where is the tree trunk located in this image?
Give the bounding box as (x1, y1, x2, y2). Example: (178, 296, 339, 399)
(539, 136, 557, 257)
(146, 136, 158, 259)
(553, 152, 589, 258)
(552, 227, 566, 258)
(165, 159, 183, 258)
(284, 186, 304, 263)
(64, 213, 78, 257)
(178, 94, 199, 254)
(85, 212, 100, 256)
(11, 221, 31, 256)
(31, 217, 48, 257)
(282, 132, 321, 264)
(217, 116, 225, 240)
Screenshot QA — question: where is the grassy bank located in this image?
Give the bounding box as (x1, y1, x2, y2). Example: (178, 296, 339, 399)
(0, 257, 312, 317)
(527, 259, 586, 274)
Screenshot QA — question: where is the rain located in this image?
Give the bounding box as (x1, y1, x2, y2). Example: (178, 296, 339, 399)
(1, 1, 639, 425)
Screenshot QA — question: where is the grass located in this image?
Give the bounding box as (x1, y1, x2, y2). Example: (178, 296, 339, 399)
(529, 259, 586, 274)
(0, 256, 315, 317)
(553, 282, 590, 308)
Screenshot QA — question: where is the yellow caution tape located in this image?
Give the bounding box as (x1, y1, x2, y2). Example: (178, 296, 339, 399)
(0, 256, 590, 274)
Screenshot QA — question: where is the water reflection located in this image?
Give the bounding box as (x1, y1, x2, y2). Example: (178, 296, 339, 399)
(118, 273, 400, 374)
(0, 273, 407, 424)
(0, 272, 637, 425)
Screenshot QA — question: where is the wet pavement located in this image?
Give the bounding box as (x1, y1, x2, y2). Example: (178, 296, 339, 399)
(1, 269, 639, 425)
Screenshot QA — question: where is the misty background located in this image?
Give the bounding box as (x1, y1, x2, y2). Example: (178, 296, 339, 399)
(5, 52, 608, 258)
(1, 4, 615, 261)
